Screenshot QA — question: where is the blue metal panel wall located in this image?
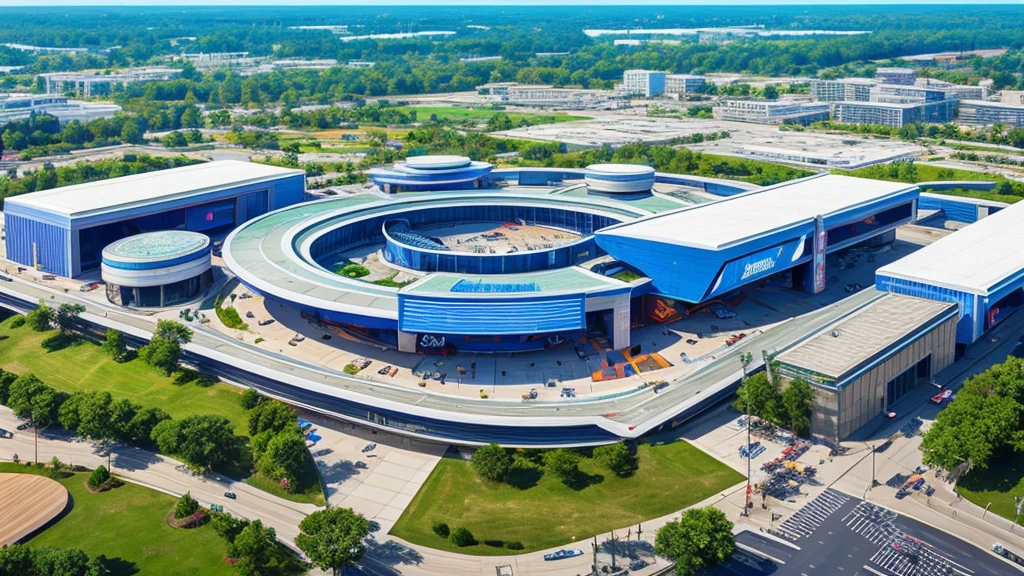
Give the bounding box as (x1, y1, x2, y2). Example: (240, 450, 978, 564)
(917, 195, 979, 223)
(875, 275, 979, 343)
(383, 236, 598, 274)
(4, 213, 71, 276)
(269, 173, 305, 209)
(706, 237, 809, 298)
(399, 294, 586, 335)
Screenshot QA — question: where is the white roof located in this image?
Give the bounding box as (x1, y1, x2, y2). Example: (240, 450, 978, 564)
(877, 199, 1024, 295)
(6, 160, 303, 219)
(598, 174, 916, 250)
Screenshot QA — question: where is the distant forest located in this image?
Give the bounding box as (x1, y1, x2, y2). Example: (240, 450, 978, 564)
(2, 5, 1024, 99)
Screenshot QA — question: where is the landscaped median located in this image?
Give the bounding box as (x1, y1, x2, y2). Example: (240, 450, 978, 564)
(390, 439, 744, 555)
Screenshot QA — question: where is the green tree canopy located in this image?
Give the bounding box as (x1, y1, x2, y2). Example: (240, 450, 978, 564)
(781, 378, 815, 437)
(655, 506, 735, 576)
(543, 448, 581, 484)
(102, 328, 127, 360)
(593, 442, 639, 478)
(471, 443, 513, 482)
(295, 507, 371, 572)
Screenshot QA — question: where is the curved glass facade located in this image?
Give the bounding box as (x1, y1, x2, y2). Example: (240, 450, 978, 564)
(310, 204, 622, 274)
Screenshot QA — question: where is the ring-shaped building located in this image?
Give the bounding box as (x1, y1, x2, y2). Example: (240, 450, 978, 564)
(102, 230, 213, 307)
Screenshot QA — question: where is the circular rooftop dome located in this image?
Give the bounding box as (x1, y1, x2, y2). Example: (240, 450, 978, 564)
(584, 164, 656, 195)
(102, 230, 210, 265)
(403, 155, 472, 170)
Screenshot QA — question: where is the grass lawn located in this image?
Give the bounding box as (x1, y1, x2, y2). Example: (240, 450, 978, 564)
(838, 163, 1023, 205)
(0, 316, 325, 506)
(246, 456, 327, 507)
(1, 462, 238, 576)
(0, 317, 250, 436)
(390, 439, 743, 555)
(957, 455, 1024, 526)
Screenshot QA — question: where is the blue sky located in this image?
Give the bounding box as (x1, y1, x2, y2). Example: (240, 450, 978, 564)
(1, 0, 1020, 5)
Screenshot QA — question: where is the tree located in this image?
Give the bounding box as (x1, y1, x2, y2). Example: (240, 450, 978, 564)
(155, 319, 193, 344)
(593, 442, 639, 478)
(781, 378, 815, 437)
(174, 414, 238, 471)
(102, 328, 127, 360)
(25, 302, 55, 331)
(295, 507, 371, 572)
(247, 399, 296, 436)
(655, 507, 735, 576)
(0, 543, 34, 575)
(87, 465, 110, 489)
(6, 373, 47, 419)
(543, 448, 581, 484)
(231, 519, 276, 576)
(137, 337, 181, 375)
(240, 388, 262, 410)
(125, 406, 170, 445)
(255, 431, 308, 490)
(737, 372, 782, 423)
(762, 84, 779, 100)
(471, 443, 512, 482)
(175, 492, 199, 519)
(55, 303, 86, 335)
(150, 418, 181, 455)
(211, 511, 250, 543)
(76, 391, 115, 443)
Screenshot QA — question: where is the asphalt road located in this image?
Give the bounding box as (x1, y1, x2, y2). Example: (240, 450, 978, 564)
(735, 490, 1022, 576)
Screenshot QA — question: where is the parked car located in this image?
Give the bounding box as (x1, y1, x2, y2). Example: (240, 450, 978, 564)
(16, 423, 30, 431)
(78, 282, 101, 292)
(257, 319, 275, 326)
(245, 311, 255, 319)
(223, 491, 237, 500)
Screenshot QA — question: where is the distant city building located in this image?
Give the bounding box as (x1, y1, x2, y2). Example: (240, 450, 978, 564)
(39, 68, 181, 97)
(729, 143, 917, 170)
(809, 78, 876, 102)
(958, 100, 1024, 127)
(1000, 90, 1024, 106)
(870, 84, 950, 104)
(875, 67, 916, 86)
(916, 78, 988, 101)
(831, 99, 958, 128)
(622, 70, 666, 97)
(181, 52, 259, 69)
(460, 56, 502, 63)
(2, 43, 88, 54)
(664, 74, 706, 94)
(347, 61, 376, 69)
(477, 83, 623, 109)
(0, 93, 121, 124)
(715, 99, 829, 125)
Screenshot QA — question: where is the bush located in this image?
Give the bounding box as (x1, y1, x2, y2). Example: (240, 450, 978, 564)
(216, 305, 248, 330)
(449, 527, 476, 547)
(8, 316, 25, 328)
(431, 520, 450, 538)
(240, 388, 262, 410)
(343, 364, 360, 375)
(87, 465, 110, 490)
(472, 443, 512, 483)
(254, 337, 265, 344)
(593, 442, 639, 478)
(504, 541, 524, 550)
(175, 492, 200, 519)
(337, 264, 370, 278)
(173, 368, 217, 388)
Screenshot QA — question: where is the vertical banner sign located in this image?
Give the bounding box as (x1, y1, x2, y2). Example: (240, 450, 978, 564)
(813, 215, 827, 294)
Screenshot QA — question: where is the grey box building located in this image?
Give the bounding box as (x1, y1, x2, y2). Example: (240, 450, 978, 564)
(832, 99, 958, 127)
(776, 294, 958, 440)
(959, 100, 1024, 127)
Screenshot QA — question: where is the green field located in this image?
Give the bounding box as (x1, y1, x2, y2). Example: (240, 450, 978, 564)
(390, 439, 743, 555)
(838, 163, 1023, 204)
(395, 105, 590, 125)
(0, 316, 325, 505)
(957, 456, 1024, 527)
(0, 317, 250, 436)
(1, 462, 237, 576)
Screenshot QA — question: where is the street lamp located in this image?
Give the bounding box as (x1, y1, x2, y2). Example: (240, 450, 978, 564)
(741, 353, 752, 517)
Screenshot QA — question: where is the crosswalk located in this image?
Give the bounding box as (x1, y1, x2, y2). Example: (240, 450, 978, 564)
(846, 502, 974, 576)
(777, 488, 851, 540)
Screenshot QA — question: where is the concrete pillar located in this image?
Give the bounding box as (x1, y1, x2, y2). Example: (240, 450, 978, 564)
(611, 300, 630, 350)
(397, 330, 417, 353)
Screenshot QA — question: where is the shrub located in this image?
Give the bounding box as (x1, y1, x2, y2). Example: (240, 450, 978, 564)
(87, 465, 110, 490)
(254, 337, 265, 344)
(431, 520, 450, 538)
(240, 388, 262, 410)
(593, 441, 639, 478)
(216, 305, 248, 330)
(343, 363, 360, 375)
(173, 368, 218, 388)
(472, 443, 512, 483)
(9, 316, 25, 328)
(449, 527, 476, 547)
(175, 492, 200, 519)
(504, 541, 524, 551)
(337, 264, 370, 278)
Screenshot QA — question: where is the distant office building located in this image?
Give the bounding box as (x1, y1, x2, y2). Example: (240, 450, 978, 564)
(875, 67, 916, 86)
(182, 52, 259, 69)
(1000, 90, 1024, 106)
(716, 99, 829, 125)
(870, 84, 950, 104)
(917, 78, 988, 101)
(39, 68, 181, 97)
(347, 61, 376, 69)
(664, 74, 706, 94)
(959, 100, 1024, 127)
(622, 70, 666, 97)
(809, 78, 875, 102)
(0, 93, 121, 124)
(476, 83, 622, 108)
(832, 99, 958, 128)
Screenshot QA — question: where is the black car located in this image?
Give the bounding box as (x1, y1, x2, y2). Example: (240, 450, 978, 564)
(16, 423, 30, 431)
(257, 319, 275, 326)
(224, 491, 237, 500)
